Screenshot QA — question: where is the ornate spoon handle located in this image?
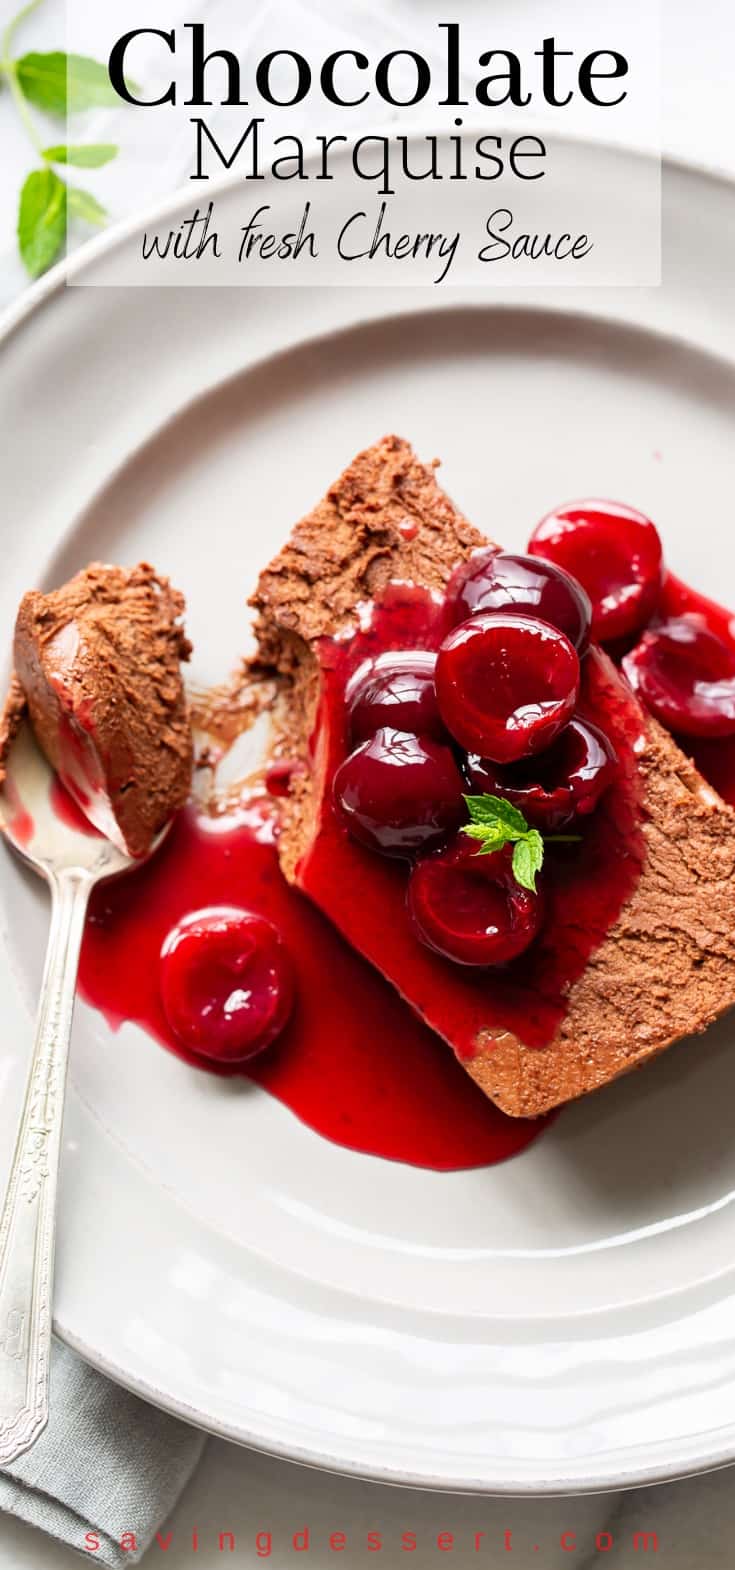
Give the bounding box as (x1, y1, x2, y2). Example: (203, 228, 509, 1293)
(0, 867, 90, 1464)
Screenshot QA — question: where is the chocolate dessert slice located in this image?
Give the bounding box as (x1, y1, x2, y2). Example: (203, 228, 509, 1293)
(2, 562, 192, 858)
(250, 436, 735, 1118)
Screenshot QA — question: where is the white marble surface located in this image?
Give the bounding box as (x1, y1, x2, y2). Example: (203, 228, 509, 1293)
(2, 0, 735, 1563)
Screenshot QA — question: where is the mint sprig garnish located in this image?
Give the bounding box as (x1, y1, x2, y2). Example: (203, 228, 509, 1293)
(462, 793, 579, 893)
(462, 794, 544, 892)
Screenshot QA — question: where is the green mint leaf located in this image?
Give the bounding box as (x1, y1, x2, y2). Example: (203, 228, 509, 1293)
(512, 831, 544, 893)
(464, 793, 529, 838)
(67, 186, 107, 226)
(18, 167, 66, 278)
(462, 792, 546, 892)
(16, 52, 121, 115)
(462, 824, 508, 853)
(43, 143, 118, 168)
(15, 53, 67, 114)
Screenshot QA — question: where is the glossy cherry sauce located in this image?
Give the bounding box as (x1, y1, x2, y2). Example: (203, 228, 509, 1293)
(76, 800, 550, 1170)
(50, 776, 102, 835)
(301, 584, 647, 1053)
(71, 572, 735, 1171)
(5, 778, 34, 847)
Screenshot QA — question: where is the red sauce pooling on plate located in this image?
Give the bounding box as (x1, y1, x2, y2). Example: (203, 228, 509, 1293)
(72, 572, 735, 1170)
(299, 584, 647, 1053)
(77, 803, 552, 1170)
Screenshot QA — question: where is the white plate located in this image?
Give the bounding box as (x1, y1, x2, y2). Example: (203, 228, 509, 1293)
(3, 142, 735, 1496)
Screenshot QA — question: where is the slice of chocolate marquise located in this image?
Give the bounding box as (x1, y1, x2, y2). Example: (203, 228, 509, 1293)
(245, 436, 735, 1119)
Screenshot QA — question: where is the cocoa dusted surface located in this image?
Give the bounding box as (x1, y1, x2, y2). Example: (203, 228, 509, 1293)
(252, 434, 481, 651)
(250, 434, 484, 878)
(250, 435, 735, 1118)
(4, 562, 193, 859)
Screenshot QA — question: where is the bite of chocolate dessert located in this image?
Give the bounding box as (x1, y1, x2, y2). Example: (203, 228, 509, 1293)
(0, 562, 193, 858)
(248, 436, 735, 1119)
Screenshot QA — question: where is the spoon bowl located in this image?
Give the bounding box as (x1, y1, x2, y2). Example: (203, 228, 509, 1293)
(0, 717, 167, 880)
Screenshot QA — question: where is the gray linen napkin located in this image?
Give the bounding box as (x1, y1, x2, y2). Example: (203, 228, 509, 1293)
(0, 1338, 206, 1567)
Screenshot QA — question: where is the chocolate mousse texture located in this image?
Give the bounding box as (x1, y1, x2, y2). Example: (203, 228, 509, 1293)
(1, 562, 193, 858)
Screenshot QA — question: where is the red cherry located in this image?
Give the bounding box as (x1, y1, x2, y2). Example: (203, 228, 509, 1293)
(622, 617, 735, 737)
(465, 716, 618, 831)
(332, 727, 464, 856)
(408, 836, 544, 967)
(346, 651, 443, 743)
(528, 501, 663, 643)
(436, 612, 579, 765)
(160, 907, 294, 1063)
(447, 549, 591, 652)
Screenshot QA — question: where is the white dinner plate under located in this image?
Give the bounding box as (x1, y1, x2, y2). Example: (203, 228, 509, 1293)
(2, 141, 735, 1494)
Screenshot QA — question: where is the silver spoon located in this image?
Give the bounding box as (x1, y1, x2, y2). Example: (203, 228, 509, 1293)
(0, 717, 169, 1464)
